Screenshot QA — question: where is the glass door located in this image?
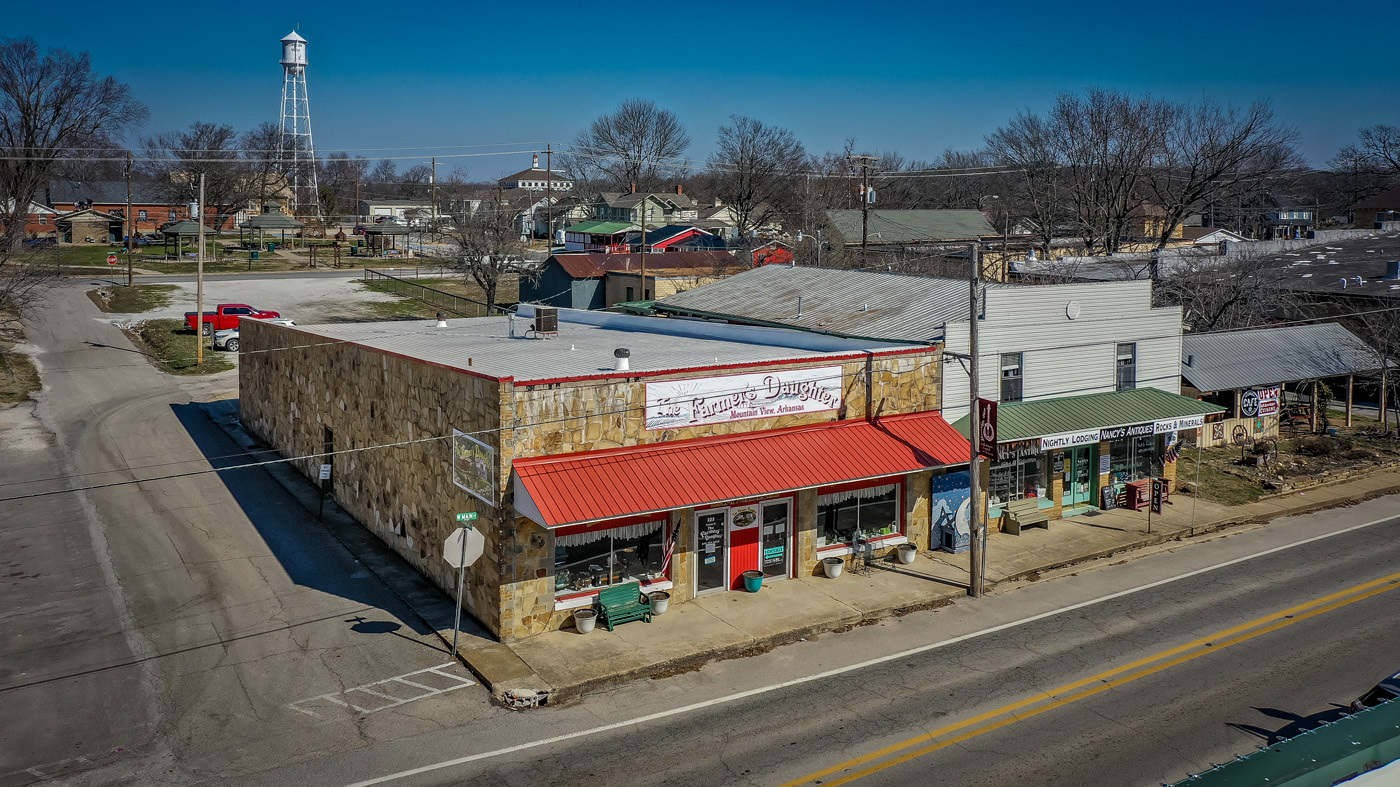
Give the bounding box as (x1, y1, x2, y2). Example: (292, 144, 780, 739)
(760, 499, 791, 580)
(1069, 447, 1094, 506)
(694, 508, 728, 595)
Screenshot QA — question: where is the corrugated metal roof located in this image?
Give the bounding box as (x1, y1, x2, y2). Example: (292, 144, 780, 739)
(656, 265, 1012, 343)
(950, 388, 1225, 442)
(550, 251, 738, 279)
(565, 220, 634, 234)
(241, 212, 303, 229)
(826, 209, 995, 244)
(1181, 323, 1384, 392)
(513, 411, 970, 527)
(160, 219, 216, 236)
(274, 309, 911, 383)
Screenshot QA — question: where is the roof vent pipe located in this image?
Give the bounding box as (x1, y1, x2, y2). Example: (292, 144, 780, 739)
(436, 311, 448, 328)
(796, 296, 803, 319)
(1184, 354, 1193, 367)
(614, 348, 631, 372)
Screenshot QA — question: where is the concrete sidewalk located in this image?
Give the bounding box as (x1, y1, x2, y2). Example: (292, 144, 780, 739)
(200, 401, 1400, 706)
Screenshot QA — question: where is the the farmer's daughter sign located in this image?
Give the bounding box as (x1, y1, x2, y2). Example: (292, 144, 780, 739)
(645, 366, 843, 430)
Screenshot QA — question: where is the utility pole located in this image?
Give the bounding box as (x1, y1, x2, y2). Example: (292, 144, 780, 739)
(430, 157, 437, 228)
(968, 243, 985, 597)
(125, 151, 134, 287)
(196, 173, 205, 366)
(354, 170, 360, 226)
(545, 143, 552, 252)
(639, 201, 647, 303)
(848, 155, 880, 267)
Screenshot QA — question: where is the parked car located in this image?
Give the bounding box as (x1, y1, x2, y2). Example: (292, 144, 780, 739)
(184, 303, 282, 335)
(213, 318, 295, 352)
(1352, 671, 1400, 712)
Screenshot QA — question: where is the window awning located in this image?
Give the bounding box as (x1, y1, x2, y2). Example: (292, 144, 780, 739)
(950, 387, 1226, 447)
(512, 411, 970, 528)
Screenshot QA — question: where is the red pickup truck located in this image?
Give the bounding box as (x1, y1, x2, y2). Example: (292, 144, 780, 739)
(185, 303, 282, 335)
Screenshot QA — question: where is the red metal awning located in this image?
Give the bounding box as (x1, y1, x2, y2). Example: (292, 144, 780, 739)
(512, 411, 970, 528)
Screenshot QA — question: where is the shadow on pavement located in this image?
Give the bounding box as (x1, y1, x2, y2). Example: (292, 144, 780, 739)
(169, 402, 436, 635)
(1228, 704, 1355, 744)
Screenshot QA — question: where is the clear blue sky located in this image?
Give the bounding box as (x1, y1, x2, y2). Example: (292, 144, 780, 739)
(11, 1, 1396, 178)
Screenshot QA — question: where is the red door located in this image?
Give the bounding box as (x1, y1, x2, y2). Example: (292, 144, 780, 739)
(728, 504, 761, 590)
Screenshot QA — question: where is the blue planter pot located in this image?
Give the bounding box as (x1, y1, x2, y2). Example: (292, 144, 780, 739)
(742, 570, 763, 592)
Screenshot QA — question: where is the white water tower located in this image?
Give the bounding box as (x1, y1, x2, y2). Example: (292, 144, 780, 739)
(277, 30, 321, 222)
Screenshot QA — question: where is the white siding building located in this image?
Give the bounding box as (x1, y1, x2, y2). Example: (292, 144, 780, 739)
(941, 280, 1183, 423)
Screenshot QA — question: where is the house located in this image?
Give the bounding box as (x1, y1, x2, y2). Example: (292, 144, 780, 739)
(520, 251, 740, 309)
(238, 307, 963, 640)
(45, 180, 228, 234)
(0, 200, 60, 236)
(653, 266, 1222, 529)
(562, 220, 637, 253)
(1261, 206, 1315, 240)
(1179, 227, 1249, 245)
(1180, 323, 1387, 447)
(1124, 202, 1184, 240)
(588, 187, 699, 228)
(55, 208, 124, 244)
(625, 225, 726, 253)
(1351, 187, 1400, 229)
(695, 201, 742, 239)
(499, 155, 574, 192)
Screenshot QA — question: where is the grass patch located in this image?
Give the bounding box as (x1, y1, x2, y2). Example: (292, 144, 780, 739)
(357, 274, 520, 319)
(1176, 448, 1268, 506)
(122, 318, 234, 375)
(0, 312, 40, 407)
(88, 284, 179, 313)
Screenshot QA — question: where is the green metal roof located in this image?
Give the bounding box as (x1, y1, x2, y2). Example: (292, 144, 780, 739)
(951, 387, 1225, 443)
(565, 220, 635, 235)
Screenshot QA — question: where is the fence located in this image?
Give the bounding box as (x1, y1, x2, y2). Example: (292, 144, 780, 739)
(363, 268, 491, 317)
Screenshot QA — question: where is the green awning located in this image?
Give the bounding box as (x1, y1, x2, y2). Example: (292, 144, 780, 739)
(951, 387, 1226, 445)
(565, 220, 635, 235)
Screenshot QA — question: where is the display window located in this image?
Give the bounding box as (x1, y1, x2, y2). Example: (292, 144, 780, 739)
(1109, 434, 1163, 484)
(554, 516, 670, 598)
(988, 453, 1045, 507)
(816, 481, 902, 548)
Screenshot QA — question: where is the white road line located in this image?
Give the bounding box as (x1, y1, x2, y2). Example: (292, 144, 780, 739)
(288, 662, 475, 720)
(344, 511, 1400, 787)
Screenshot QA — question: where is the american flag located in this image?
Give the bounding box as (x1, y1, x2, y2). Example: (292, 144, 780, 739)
(659, 525, 679, 575)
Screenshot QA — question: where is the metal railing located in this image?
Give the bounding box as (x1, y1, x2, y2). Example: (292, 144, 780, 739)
(362, 268, 490, 317)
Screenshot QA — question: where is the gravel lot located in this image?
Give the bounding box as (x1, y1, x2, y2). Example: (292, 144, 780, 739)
(95, 275, 404, 325)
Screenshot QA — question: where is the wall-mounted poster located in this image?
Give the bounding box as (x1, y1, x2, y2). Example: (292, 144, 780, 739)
(930, 471, 971, 554)
(452, 429, 496, 506)
(1257, 386, 1282, 417)
(645, 366, 842, 430)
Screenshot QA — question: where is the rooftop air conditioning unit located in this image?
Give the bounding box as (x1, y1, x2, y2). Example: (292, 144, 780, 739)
(533, 306, 559, 337)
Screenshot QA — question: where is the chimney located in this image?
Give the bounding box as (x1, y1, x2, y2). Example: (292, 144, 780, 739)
(532, 154, 539, 169)
(631, 183, 637, 194)
(614, 348, 631, 372)
(675, 184, 683, 195)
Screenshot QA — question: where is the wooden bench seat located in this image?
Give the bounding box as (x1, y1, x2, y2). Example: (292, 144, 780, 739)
(597, 581, 651, 631)
(1003, 498, 1050, 535)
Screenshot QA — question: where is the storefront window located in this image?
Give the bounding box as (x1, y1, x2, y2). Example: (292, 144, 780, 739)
(1109, 435, 1162, 484)
(554, 519, 667, 595)
(816, 483, 900, 547)
(988, 453, 1045, 507)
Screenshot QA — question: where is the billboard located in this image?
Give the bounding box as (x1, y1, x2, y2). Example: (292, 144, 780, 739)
(452, 429, 496, 506)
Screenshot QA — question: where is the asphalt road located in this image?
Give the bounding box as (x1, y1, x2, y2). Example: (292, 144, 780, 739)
(0, 282, 495, 786)
(220, 496, 1400, 787)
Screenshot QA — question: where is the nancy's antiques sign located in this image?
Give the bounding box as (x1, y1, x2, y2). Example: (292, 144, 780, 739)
(645, 366, 843, 430)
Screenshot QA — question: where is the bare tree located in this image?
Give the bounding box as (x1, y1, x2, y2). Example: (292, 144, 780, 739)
(241, 121, 292, 213)
(568, 99, 689, 192)
(985, 113, 1069, 254)
(1153, 251, 1295, 332)
(0, 37, 146, 312)
(142, 122, 257, 231)
(1146, 99, 1298, 250)
(440, 192, 527, 313)
(707, 115, 805, 237)
(318, 152, 369, 224)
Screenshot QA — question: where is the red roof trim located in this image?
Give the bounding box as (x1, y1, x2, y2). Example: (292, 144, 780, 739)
(514, 411, 970, 528)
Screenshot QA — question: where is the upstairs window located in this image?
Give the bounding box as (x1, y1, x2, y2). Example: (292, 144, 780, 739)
(1116, 343, 1137, 391)
(1000, 352, 1023, 403)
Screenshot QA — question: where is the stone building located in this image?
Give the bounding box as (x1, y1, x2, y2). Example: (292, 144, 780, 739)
(238, 307, 969, 641)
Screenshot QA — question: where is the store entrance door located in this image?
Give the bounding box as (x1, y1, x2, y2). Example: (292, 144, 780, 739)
(760, 499, 791, 580)
(1067, 446, 1095, 506)
(727, 503, 761, 590)
(694, 508, 728, 595)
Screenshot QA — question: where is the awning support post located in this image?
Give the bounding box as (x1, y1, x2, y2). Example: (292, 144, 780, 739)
(1346, 375, 1354, 428)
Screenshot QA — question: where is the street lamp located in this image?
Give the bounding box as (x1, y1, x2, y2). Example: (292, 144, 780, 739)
(796, 229, 823, 267)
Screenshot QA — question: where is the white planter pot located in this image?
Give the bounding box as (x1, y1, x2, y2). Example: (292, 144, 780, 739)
(573, 609, 596, 634)
(822, 556, 844, 579)
(648, 591, 670, 615)
(896, 543, 918, 565)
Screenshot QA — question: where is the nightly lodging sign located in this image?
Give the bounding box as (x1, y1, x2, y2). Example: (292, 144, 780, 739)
(645, 366, 843, 431)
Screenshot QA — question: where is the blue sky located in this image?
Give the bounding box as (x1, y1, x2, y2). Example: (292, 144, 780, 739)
(11, 1, 1396, 179)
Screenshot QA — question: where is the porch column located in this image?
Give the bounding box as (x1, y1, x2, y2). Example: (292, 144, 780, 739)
(1310, 381, 1319, 433)
(1346, 375, 1354, 427)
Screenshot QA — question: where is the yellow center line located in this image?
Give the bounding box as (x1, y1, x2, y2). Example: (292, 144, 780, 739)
(776, 571, 1400, 787)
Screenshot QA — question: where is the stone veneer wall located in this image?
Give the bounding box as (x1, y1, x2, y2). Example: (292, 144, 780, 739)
(239, 318, 945, 642)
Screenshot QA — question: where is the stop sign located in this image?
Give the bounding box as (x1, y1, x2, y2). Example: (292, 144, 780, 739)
(106, 254, 118, 265)
(443, 526, 485, 569)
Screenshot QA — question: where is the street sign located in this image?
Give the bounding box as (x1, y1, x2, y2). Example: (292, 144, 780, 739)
(976, 398, 998, 460)
(106, 254, 118, 265)
(318, 463, 332, 480)
(443, 526, 485, 569)
(455, 512, 478, 523)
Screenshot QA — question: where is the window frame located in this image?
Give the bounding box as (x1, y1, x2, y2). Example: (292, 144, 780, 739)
(1116, 343, 1137, 391)
(553, 514, 672, 601)
(816, 479, 904, 550)
(1000, 352, 1023, 403)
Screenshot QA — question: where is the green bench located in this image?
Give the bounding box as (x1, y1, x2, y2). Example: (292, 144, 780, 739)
(1003, 498, 1050, 535)
(597, 581, 651, 631)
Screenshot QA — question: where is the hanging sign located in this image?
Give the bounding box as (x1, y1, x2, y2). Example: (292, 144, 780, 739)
(1100, 423, 1154, 441)
(1040, 430, 1100, 451)
(977, 398, 998, 460)
(1239, 389, 1261, 418)
(645, 366, 842, 431)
